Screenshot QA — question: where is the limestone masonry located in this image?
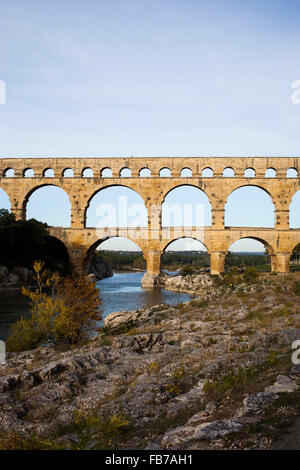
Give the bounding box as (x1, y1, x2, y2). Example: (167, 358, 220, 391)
(1, 156, 300, 286)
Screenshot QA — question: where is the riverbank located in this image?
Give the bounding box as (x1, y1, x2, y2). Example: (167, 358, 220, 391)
(0, 266, 33, 291)
(0, 257, 113, 292)
(0, 272, 190, 341)
(1, 271, 300, 449)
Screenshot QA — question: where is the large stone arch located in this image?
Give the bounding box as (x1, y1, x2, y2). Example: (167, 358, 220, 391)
(47, 233, 70, 256)
(162, 183, 211, 204)
(162, 235, 209, 253)
(289, 189, 300, 228)
(224, 184, 275, 228)
(224, 183, 275, 205)
(23, 184, 72, 227)
(84, 184, 148, 228)
(82, 235, 144, 274)
(287, 238, 300, 254)
(162, 237, 210, 269)
(161, 184, 212, 228)
(225, 235, 275, 255)
(43, 234, 71, 274)
(0, 187, 11, 211)
(220, 235, 279, 274)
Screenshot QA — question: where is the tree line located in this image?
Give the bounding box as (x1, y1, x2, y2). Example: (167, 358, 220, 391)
(95, 249, 270, 271)
(0, 209, 70, 274)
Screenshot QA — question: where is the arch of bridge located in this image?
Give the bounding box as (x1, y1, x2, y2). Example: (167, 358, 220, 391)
(161, 236, 209, 253)
(223, 234, 275, 255)
(1, 157, 300, 276)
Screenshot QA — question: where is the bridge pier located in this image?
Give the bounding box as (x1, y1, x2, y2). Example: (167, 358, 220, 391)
(67, 244, 89, 274)
(270, 254, 277, 272)
(9, 198, 23, 221)
(274, 252, 291, 273)
(11, 207, 23, 221)
(210, 251, 226, 275)
(141, 250, 162, 288)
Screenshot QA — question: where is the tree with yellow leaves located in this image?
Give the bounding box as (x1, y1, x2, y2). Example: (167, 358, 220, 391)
(7, 261, 102, 352)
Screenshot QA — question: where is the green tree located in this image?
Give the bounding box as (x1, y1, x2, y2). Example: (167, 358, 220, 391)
(0, 210, 70, 273)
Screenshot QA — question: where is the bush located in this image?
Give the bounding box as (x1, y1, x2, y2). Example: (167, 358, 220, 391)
(203, 366, 257, 398)
(245, 310, 264, 322)
(180, 265, 195, 275)
(293, 281, 300, 296)
(212, 269, 240, 289)
(6, 316, 43, 352)
(171, 363, 185, 380)
(132, 257, 146, 269)
(0, 410, 129, 450)
(7, 261, 103, 352)
(147, 361, 160, 374)
(68, 410, 129, 450)
(242, 266, 259, 284)
(0, 431, 64, 450)
(166, 383, 181, 396)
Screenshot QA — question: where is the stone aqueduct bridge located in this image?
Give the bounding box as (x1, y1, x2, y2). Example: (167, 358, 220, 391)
(1, 156, 300, 287)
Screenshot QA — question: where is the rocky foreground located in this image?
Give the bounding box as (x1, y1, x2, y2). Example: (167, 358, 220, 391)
(1, 271, 300, 449)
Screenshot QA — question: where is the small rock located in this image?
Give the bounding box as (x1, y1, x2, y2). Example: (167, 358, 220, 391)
(264, 375, 298, 394)
(180, 339, 202, 350)
(192, 418, 242, 440)
(205, 401, 217, 414)
(161, 426, 196, 448)
(186, 410, 209, 426)
(234, 392, 278, 419)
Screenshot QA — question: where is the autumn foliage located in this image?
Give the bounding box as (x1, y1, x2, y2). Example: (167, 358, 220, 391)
(7, 261, 102, 352)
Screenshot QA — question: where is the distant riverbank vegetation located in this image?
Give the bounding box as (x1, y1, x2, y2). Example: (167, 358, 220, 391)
(95, 249, 272, 272)
(0, 210, 70, 275)
(95, 250, 146, 271)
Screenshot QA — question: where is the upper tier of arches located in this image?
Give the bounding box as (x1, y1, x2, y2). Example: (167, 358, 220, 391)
(1, 158, 300, 180)
(2, 180, 300, 228)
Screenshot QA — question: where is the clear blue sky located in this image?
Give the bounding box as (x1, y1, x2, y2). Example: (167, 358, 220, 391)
(1, 0, 300, 251)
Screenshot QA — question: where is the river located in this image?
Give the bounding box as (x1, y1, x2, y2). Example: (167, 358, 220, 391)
(0, 271, 190, 340)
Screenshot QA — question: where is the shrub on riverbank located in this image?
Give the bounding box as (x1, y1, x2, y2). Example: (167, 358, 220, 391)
(212, 266, 260, 290)
(7, 261, 102, 352)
